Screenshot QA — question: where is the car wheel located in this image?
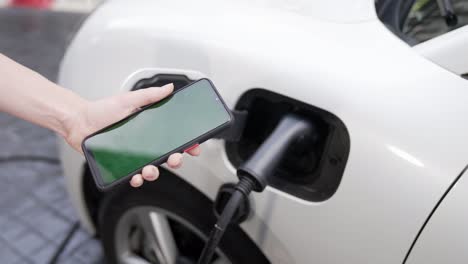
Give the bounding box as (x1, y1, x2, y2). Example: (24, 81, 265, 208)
(98, 168, 269, 264)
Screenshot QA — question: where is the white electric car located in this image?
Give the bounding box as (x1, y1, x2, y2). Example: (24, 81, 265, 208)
(59, 0, 468, 263)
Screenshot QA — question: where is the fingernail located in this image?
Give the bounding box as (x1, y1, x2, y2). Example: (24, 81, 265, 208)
(162, 83, 174, 90)
(131, 176, 143, 187)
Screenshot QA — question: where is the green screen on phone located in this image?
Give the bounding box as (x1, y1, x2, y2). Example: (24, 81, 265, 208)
(84, 79, 231, 186)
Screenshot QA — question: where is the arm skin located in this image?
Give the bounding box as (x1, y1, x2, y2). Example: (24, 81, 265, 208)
(0, 53, 200, 187)
(0, 53, 85, 140)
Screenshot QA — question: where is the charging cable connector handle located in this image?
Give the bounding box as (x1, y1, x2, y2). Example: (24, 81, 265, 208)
(237, 114, 316, 192)
(197, 114, 316, 264)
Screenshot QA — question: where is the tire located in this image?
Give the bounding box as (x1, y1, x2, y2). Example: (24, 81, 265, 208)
(98, 168, 269, 264)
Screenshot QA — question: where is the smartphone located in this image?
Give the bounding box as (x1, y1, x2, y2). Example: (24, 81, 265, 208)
(82, 78, 233, 191)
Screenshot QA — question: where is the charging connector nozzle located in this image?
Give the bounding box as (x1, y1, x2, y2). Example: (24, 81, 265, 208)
(237, 114, 316, 192)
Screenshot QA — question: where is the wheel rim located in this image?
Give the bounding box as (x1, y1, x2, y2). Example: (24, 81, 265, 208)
(114, 206, 230, 264)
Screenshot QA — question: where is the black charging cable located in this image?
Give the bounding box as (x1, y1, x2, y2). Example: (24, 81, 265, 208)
(197, 114, 316, 264)
(48, 221, 80, 264)
(197, 177, 256, 264)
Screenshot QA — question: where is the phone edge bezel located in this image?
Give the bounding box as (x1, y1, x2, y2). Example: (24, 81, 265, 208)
(81, 78, 234, 192)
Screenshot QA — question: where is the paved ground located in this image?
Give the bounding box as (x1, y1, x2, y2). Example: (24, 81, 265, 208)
(0, 8, 105, 264)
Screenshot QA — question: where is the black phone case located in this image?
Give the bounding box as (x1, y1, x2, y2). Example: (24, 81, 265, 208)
(81, 78, 234, 191)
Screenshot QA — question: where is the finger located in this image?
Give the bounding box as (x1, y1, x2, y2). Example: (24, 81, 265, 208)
(120, 83, 174, 110)
(167, 153, 183, 169)
(130, 174, 144, 187)
(187, 145, 201, 156)
(142, 165, 159, 181)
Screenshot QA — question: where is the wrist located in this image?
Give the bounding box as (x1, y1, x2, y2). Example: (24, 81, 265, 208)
(57, 89, 89, 145)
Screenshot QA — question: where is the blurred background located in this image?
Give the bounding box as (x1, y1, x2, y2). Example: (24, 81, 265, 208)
(0, 0, 103, 263)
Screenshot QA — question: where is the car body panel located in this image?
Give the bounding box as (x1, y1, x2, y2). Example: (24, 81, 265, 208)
(59, 0, 468, 263)
(406, 166, 468, 264)
(415, 25, 468, 76)
(229, 0, 377, 23)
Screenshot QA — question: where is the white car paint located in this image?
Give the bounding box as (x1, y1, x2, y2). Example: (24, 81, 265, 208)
(406, 167, 468, 264)
(58, 0, 468, 263)
(415, 24, 468, 76)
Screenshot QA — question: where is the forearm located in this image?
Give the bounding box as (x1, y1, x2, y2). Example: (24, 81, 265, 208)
(0, 53, 87, 138)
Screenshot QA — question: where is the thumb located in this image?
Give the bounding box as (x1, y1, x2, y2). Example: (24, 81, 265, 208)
(120, 83, 174, 110)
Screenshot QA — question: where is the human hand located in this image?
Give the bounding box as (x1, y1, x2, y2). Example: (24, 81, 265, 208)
(64, 83, 201, 187)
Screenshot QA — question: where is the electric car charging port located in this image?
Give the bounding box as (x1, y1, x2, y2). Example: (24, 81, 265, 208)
(226, 89, 350, 202)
